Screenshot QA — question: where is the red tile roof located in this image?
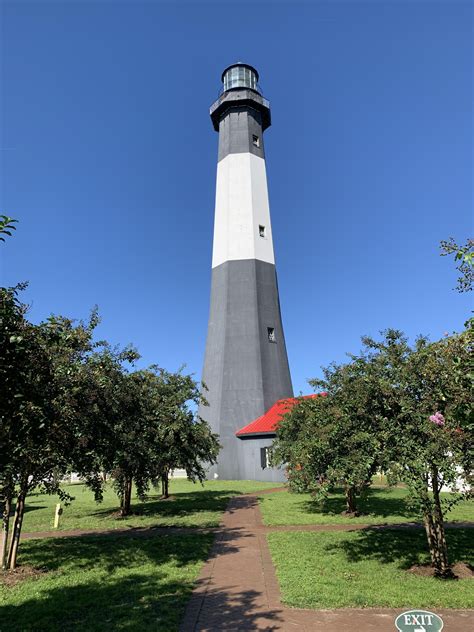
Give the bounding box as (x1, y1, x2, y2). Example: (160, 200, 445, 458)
(235, 394, 325, 437)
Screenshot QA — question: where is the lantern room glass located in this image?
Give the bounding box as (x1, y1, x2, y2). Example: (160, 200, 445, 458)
(223, 66, 258, 92)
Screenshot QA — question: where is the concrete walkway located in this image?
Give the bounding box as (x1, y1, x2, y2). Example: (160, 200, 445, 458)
(179, 493, 473, 632)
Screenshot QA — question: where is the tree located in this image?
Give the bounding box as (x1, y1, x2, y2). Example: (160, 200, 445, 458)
(440, 237, 473, 292)
(71, 345, 142, 517)
(273, 362, 381, 516)
(0, 284, 27, 569)
(0, 286, 102, 569)
(146, 369, 220, 499)
(357, 329, 472, 578)
(107, 368, 156, 517)
(81, 364, 220, 516)
(275, 328, 471, 578)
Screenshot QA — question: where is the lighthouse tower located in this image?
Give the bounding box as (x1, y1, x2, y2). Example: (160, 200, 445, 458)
(201, 63, 293, 480)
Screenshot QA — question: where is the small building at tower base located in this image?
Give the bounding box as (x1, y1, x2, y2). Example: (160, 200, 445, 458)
(235, 395, 321, 483)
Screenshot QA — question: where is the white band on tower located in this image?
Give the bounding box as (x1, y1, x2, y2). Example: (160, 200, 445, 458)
(212, 152, 275, 269)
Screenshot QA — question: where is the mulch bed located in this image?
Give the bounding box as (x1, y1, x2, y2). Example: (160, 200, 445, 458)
(0, 565, 47, 587)
(408, 562, 473, 579)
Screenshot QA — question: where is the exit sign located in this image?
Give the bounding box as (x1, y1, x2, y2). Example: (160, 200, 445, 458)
(395, 610, 444, 632)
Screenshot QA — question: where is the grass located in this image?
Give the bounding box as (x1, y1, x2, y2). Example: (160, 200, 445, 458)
(22, 479, 277, 533)
(268, 528, 474, 609)
(0, 533, 214, 631)
(259, 486, 474, 526)
(2, 479, 276, 631)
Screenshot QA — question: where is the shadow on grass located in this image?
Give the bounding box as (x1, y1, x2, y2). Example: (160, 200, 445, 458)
(1, 575, 283, 632)
(331, 527, 473, 570)
(16, 530, 231, 574)
(1, 572, 194, 631)
(11, 504, 47, 515)
(301, 487, 414, 519)
(89, 489, 242, 521)
(2, 527, 268, 631)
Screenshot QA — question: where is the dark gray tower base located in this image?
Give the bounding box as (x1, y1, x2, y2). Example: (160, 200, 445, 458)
(201, 259, 293, 479)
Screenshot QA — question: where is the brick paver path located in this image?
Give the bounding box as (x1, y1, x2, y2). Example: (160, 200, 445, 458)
(180, 493, 473, 631)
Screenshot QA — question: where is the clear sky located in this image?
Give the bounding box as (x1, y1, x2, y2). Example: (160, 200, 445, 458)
(1, 1, 472, 395)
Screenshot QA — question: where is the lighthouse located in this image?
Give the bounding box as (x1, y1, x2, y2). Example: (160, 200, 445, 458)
(201, 63, 293, 480)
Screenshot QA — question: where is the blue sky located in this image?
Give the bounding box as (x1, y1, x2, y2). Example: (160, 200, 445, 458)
(1, 1, 472, 395)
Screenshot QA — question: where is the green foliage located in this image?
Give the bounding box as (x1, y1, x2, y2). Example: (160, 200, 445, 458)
(0, 286, 112, 566)
(360, 329, 472, 513)
(0, 283, 220, 565)
(272, 359, 382, 513)
(440, 237, 473, 292)
(79, 362, 221, 513)
(0, 215, 17, 243)
(0, 286, 101, 498)
(356, 328, 472, 577)
(136, 367, 220, 487)
(273, 326, 472, 576)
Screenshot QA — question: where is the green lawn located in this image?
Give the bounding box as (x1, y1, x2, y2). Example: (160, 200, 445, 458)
(2, 479, 277, 631)
(0, 533, 213, 631)
(22, 479, 277, 533)
(268, 528, 474, 609)
(259, 487, 474, 526)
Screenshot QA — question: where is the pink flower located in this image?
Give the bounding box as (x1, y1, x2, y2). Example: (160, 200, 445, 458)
(429, 412, 445, 426)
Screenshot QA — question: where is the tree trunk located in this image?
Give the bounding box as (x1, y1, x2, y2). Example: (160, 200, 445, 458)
(8, 478, 28, 570)
(1, 494, 12, 570)
(422, 512, 452, 578)
(102, 471, 107, 483)
(424, 466, 453, 578)
(120, 477, 132, 517)
(161, 471, 169, 499)
(344, 486, 358, 515)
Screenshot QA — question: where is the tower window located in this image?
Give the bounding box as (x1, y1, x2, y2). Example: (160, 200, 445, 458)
(259, 225, 266, 238)
(260, 447, 270, 469)
(267, 327, 276, 342)
(252, 134, 260, 147)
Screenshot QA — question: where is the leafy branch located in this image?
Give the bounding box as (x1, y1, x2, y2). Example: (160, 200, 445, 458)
(440, 237, 473, 292)
(0, 215, 18, 243)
